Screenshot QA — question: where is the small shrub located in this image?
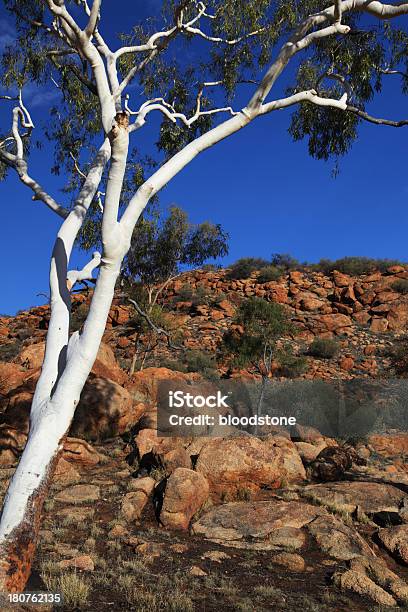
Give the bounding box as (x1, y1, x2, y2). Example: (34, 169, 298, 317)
(270, 253, 299, 270)
(391, 279, 408, 294)
(308, 338, 340, 359)
(201, 263, 222, 271)
(158, 357, 187, 373)
(172, 284, 212, 306)
(42, 572, 90, 608)
(387, 338, 408, 376)
(71, 302, 89, 332)
(278, 354, 308, 378)
(315, 256, 404, 276)
(184, 350, 219, 380)
(257, 265, 283, 283)
(0, 341, 21, 362)
(226, 257, 269, 280)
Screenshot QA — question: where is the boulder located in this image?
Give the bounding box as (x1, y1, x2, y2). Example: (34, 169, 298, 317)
(71, 374, 142, 440)
(195, 435, 305, 497)
(16, 341, 126, 385)
(16, 343, 45, 370)
(63, 438, 101, 466)
(121, 477, 155, 522)
(107, 305, 130, 326)
(334, 555, 408, 607)
(314, 314, 352, 333)
(192, 500, 325, 549)
(217, 300, 236, 317)
(300, 298, 324, 312)
(335, 568, 396, 607)
(53, 457, 81, 486)
(91, 342, 127, 385)
(370, 318, 388, 333)
(0, 426, 27, 465)
(303, 481, 407, 518)
(160, 468, 209, 530)
(0, 362, 26, 396)
(333, 271, 352, 287)
(126, 367, 200, 405)
(388, 303, 408, 331)
(377, 524, 408, 564)
(307, 515, 374, 560)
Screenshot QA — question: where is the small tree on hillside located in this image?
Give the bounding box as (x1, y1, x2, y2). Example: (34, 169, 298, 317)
(222, 297, 297, 430)
(124, 205, 228, 307)
(122, 205, 228, 373)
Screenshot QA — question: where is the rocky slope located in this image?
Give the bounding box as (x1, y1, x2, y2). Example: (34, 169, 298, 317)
(1, 266, 408, 609)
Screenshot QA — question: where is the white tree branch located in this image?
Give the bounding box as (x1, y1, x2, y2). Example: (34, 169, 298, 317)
(259, 89, 348, 115)
(67, 251, 101, 290)
(84, 0, 101, 38)
(0, 94, 68, 219)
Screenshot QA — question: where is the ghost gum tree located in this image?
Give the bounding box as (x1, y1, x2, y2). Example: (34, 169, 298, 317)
(0, 0, 408, 591)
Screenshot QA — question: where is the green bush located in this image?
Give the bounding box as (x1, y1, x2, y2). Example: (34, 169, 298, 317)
(386, 339, 408, 376)
(391, 279, 408, 294)
(184, 350, 219, 380)
(315, 257, 404, 276)
(226, 258, 269, 280)
(160, 350, 219, 380)
(172, 284, 213, 306)
(277, 349, 308, 378)
(270, 253, 300, 270)
(257, 265, 283, 283)
(308, 338, 340, 359)
(71, 302, 89, 332)
(0, 341, 21, 362)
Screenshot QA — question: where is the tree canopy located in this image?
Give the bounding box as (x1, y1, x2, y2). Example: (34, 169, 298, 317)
(124, 205, 228, 293)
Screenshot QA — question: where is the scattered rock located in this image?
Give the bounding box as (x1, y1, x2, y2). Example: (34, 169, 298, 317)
(58, 506, 95, 520)
(63, 438, 101, 466)
(58, 555, 94, 572)
(272, 552, 306, 572)
(160, 468, 209, 531)
(202, 550, 231, 563)
(121, 477, 155, 522)
(135, 541, 163, 557)
(170, 543, 189, 554)
(55, 484, 100, 504)
(108, 524, 128, 539)
(190, 565, 207, 576)
(53, 457, 81, 487)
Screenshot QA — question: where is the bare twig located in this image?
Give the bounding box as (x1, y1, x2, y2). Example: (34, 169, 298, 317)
(128, 298, 185, 351)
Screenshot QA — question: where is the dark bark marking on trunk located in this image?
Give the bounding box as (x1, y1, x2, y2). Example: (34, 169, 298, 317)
(51, 237, 71, 313)
(50, 344, 68, 398)
(0, 445, 64, 592)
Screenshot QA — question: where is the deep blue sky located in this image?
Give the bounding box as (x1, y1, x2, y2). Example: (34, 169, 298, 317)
(1, 3, 408, 315)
